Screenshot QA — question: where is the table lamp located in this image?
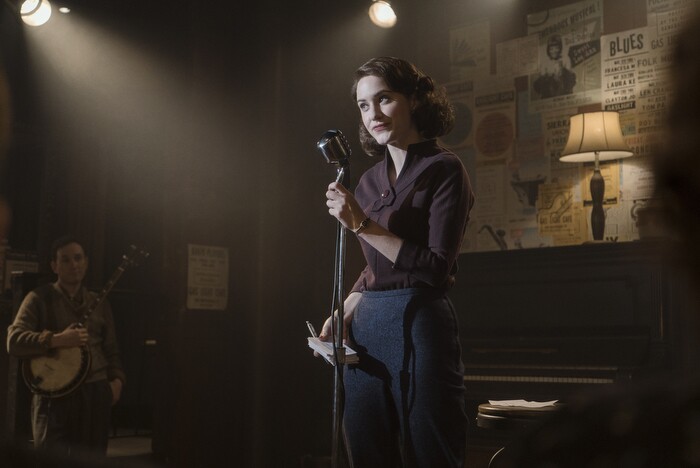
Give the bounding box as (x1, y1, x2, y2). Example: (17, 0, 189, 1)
(560, 111, 633, 241)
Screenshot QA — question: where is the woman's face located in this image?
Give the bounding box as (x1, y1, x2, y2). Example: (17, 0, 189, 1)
(356, 75, 419, 150)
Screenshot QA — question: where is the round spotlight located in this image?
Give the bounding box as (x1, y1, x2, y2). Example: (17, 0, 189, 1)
(369, 0, 396, 28)
(20, 0, 53, 26)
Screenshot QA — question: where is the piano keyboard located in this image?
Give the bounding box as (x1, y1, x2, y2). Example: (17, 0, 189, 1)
(464, 374, 614, 384)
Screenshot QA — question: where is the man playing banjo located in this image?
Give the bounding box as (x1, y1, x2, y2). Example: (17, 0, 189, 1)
(7, 236, 126, 457)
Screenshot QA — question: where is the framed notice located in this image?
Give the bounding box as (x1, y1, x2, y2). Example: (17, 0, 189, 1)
(187, 244, 229, 311)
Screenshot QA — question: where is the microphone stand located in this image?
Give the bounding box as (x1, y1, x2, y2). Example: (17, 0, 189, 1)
(331, 165, 347, 468)
(316, 129, 352, 468)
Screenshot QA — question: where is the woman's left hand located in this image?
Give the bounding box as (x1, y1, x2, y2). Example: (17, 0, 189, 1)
(326, 182, 366, 230)
(327, 182, 403, 263)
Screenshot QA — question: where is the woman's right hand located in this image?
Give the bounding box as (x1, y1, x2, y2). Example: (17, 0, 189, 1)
(317, 292, 362, 350)
(51, 323, 88, 348)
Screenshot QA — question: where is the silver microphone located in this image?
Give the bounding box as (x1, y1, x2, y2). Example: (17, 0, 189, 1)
(316, 129, 351, 167)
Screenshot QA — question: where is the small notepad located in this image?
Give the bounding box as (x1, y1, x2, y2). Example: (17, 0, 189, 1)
(308, 337, 359, 366)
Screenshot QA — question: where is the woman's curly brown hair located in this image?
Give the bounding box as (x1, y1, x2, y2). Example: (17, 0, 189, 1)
(351, 57, 454, 157)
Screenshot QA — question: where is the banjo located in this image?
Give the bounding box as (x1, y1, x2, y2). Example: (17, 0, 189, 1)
(22, 245, 149, 398)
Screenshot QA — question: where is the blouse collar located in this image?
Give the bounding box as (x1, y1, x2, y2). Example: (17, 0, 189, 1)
(376, 139, 442, 206)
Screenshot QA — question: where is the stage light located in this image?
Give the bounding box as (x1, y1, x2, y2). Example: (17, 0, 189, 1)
(369, 0, 396, 28)
(20, 0, 52, 27)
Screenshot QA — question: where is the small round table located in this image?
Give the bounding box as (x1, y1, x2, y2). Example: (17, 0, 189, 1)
(476, 402, 562, 467)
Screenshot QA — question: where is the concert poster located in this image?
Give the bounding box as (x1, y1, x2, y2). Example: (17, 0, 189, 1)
(187, 244, 229, 311)
(527, 0, 603, 112)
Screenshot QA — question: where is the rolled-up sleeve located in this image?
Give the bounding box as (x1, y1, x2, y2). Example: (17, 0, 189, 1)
(392, 159, 473, 287)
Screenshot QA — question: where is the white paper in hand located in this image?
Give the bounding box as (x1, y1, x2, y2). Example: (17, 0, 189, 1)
(308, 337, 359, 366)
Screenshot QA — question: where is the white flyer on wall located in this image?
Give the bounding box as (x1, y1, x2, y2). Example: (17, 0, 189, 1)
(601, 26, 672, 159)
(527, 0, 603, 112)
(187, 244, 229, 311)
(647, 0, 697, 33)
(496, 34, 540, 78)
(450, 20, 491, 81)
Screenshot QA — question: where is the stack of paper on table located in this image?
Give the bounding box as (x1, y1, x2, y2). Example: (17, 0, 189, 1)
(488, 399, 558, 408)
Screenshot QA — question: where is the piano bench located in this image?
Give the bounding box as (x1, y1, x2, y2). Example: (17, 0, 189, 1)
(476, 403, 562, 468)
(476, 403, 560, 431)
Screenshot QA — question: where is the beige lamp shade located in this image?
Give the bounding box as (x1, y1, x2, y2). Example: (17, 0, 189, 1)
(560, 111, 633, 163)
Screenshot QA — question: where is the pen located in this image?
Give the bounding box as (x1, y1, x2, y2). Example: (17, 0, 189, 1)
(306, 321, 318, 338)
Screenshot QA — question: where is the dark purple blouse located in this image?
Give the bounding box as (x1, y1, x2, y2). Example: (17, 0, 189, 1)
(350, 139, 474, 293)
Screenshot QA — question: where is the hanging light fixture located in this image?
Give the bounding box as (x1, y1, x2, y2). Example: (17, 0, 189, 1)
(20, 0, 52, 26)
(369, 0, 396, 28)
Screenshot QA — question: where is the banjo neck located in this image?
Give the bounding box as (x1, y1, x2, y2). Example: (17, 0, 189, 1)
(77, 245, 149, 326)
(78, 264, 127, 326)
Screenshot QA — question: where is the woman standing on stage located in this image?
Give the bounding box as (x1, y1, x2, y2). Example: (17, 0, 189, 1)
(321, 56, 474, 468)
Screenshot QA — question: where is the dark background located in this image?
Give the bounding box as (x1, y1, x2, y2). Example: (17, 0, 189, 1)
(0, 0, 664, 467)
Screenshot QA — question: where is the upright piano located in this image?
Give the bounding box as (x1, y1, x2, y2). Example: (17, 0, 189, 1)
(451, 240, 696, 463)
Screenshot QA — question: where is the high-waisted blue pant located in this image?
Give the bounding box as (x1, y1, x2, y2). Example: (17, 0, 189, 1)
(343, 288, 467, 468)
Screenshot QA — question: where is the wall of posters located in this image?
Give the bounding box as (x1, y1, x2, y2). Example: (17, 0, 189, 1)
(438, 0, 681, 252)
